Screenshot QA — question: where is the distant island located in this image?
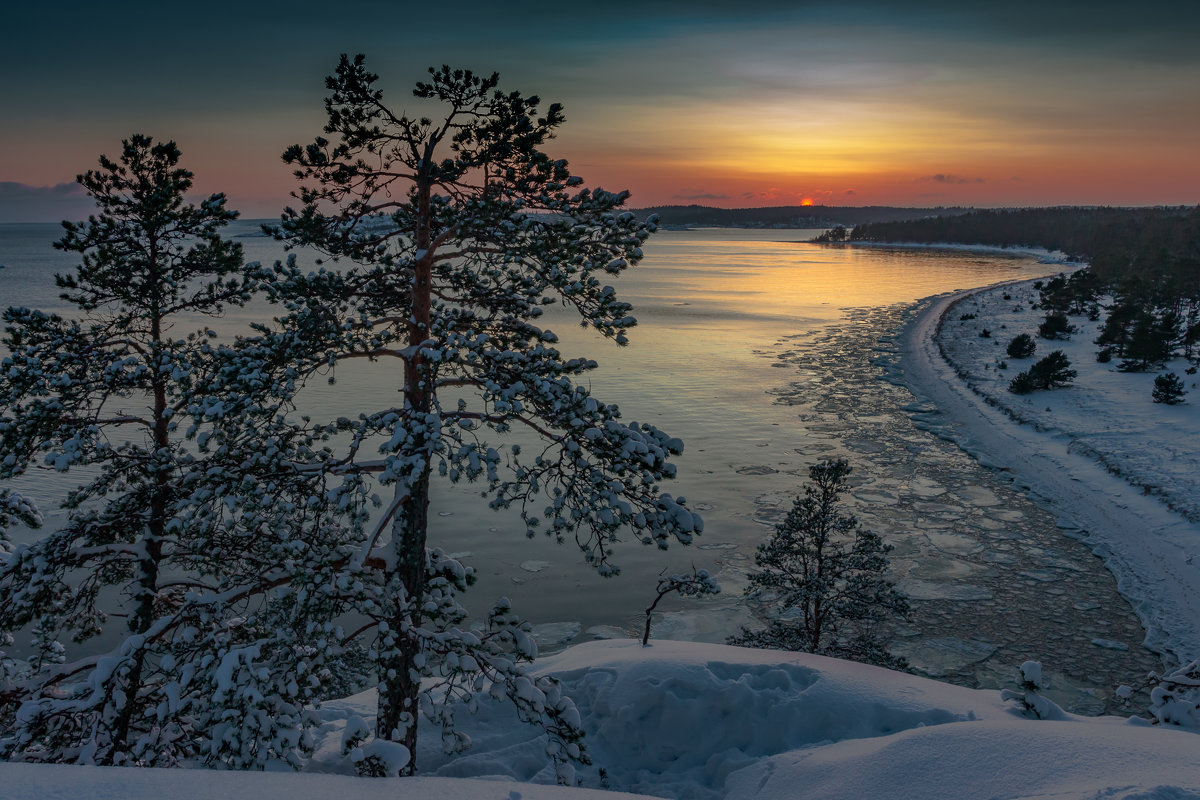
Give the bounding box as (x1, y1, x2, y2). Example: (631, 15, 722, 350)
(630, 204, 973, 229)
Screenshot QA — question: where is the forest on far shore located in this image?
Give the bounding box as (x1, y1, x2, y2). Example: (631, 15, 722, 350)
(833, 206, 1200, 391)
(845, 206, 1200, 288)
(630, 204, 972, 229)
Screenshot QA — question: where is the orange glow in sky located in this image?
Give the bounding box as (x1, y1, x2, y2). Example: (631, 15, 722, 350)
(2, 2, 1198, 220)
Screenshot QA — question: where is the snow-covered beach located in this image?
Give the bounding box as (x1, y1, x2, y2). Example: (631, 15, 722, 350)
(899, 276, 1200, 666)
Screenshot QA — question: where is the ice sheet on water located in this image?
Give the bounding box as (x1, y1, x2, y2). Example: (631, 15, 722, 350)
(531, 622, 582, 648)
(889, 636, 999, 677)
(898, 579, 993, 601)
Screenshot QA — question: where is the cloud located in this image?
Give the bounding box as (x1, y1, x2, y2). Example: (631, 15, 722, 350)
(0, 181, 94, 223)
(916, 174, 986, 185)
(673, 190, 732, 200)
(739, 188, 789, 201)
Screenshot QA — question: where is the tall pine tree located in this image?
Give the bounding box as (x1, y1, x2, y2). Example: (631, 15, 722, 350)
(0, 136, 317, 766)
(248, 56, 702, 778)
(729, 459, 908, 669)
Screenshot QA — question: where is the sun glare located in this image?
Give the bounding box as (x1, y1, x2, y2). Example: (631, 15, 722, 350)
(800, 198, 815, 206)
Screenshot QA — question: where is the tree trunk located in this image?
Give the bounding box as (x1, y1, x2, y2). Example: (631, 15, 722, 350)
(375, 176, 436, 774)
(107, 297, 168, 763)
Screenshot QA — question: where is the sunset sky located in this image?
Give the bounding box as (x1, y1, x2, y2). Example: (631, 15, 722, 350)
(3, 0, 1198, 221)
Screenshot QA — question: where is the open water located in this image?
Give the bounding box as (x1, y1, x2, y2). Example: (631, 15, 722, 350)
(0, 222, 1160, 709)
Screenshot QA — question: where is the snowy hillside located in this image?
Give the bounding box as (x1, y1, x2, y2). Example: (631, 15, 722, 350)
(4, 640, 1196, 800)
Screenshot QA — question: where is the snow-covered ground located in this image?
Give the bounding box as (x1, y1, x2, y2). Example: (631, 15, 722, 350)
(898, 276, 1200, 665)
(5, 640, 1197, 800)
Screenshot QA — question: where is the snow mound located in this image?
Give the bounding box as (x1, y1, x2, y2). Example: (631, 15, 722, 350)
(529, 640, 999, 799)
(0, 762, 658, 800)
(726, 718, 1200, 800)
(317, 640, 1011, 799)
(7, 640, 1199, 800)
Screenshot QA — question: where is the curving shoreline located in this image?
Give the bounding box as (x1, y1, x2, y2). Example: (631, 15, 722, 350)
(897, 279, 1200, 666)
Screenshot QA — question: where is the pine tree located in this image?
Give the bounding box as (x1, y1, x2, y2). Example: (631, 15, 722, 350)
(1037, 312, 1075, 340)
(1011, 350, 1076, 393)
(1152, 372, 1187, 404)
(1028, 350, 1076, 389)
(1006, 333, 1036, 359)
(0, 136, 289, 764)
(728, 459, 908, 669)
(244, 55, 702, 778)
(1120, 309, 1179, 372)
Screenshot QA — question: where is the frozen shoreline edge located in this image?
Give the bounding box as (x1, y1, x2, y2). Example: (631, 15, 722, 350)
(889, 279, 1200, 667)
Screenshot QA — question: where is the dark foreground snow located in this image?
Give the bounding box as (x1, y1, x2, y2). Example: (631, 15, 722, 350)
(4, 640, 1195, 800)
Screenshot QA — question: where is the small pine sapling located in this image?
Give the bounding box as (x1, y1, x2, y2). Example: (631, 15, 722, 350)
(1011, 350, 1076, 394)
(1006, 333, 1036, 359)
(642, 567, 721, 645)
(727, 459, 908, 669)
(1031, 350, 1077, 389)
(1152, 372, 1187, 404)
(1116, 661, 1200, 731)
(1037, 312, 1076, 340)
(1001, 661, 1067, 720)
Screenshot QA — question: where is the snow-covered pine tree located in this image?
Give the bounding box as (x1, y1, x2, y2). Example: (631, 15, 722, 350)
(246, 55, 702, 779)
(1001, 660, 1067, 720)
(1152, 371, 1187, 404)
(0, 136, 324, 767)
(728, 458, 908, 669)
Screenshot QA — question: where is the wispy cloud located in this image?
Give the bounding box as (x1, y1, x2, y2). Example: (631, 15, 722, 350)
(916, 174, 986, 185)
(0, 182, 93, 223)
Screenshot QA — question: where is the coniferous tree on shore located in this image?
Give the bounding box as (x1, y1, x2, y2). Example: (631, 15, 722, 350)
(1152, 373, 1187, 404)
(0, 136, 308, 766)
(242, 55, 702, 779)
(1009, 350, 1076, 394)
(729, 459, 908, 669)
(1006, 333, 1037, 359)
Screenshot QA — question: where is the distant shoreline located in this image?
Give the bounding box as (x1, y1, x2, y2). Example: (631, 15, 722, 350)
(841, 240, 1073, 263)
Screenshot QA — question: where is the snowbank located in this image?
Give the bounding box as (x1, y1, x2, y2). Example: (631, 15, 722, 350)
(727, 717, 1200, 800)
(322, 640, 1197, 799)
(3, 639, 1198, 799)
(0, 763, 657, 800)
(896, 279, 1200, 665)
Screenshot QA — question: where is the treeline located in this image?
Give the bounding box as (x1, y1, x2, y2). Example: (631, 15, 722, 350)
(850, 206, 1200, 401)
(849, 206, 1200, 287)
(633, 204, 972, 229)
